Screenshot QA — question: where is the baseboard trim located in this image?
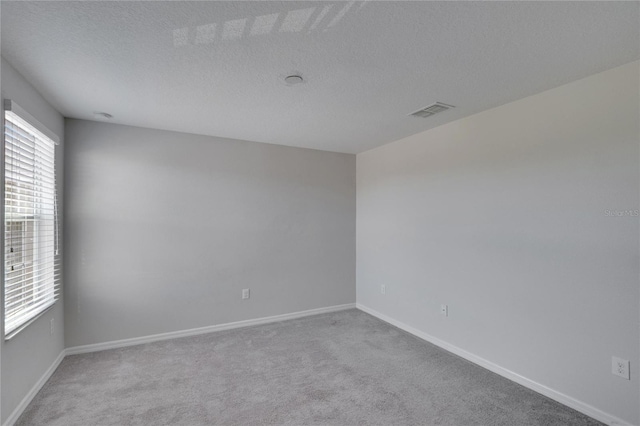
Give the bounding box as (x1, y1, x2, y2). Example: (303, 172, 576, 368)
(356, 303, 634, 426)
(3, 349, 66, 426)
(66, 303, 356, 356)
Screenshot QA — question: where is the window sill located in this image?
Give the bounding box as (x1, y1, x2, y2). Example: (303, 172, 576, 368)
(4, 303, 55, 341)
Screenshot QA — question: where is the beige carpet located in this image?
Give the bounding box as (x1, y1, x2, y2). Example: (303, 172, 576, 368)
(17, 309, 602, 425)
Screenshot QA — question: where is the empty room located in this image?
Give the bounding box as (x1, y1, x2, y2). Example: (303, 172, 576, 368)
(0, 1, 638, 425)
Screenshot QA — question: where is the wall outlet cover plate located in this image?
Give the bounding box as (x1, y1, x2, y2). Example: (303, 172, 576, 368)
(612, 356, 630, 380)
(440, 304, 448, 316)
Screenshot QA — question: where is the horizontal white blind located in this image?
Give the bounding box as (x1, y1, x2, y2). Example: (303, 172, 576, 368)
(4, 109, 59, 338)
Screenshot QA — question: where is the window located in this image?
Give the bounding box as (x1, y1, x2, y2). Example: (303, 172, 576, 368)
(4, 100, 60, 338)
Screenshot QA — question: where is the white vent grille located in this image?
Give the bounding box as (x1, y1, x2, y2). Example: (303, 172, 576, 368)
(410, 102, 455, 118)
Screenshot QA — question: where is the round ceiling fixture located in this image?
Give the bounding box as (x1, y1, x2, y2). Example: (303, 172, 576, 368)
(284, 75, 304, 85)
(93, 112, 113, 120)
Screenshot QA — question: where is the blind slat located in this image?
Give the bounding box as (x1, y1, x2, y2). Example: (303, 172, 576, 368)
(5, 287, 58, 311)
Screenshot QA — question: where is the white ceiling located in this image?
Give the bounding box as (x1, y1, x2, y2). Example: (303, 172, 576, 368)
(1, 1, 638, 154)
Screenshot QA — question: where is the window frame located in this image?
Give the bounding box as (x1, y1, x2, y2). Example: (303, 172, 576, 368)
(3, 100, 60, 340)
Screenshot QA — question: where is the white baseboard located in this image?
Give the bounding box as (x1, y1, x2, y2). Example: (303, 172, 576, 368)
(3, 349, 66, 426)
(356, 303, 634, 426)
(66, 303, 356, 355)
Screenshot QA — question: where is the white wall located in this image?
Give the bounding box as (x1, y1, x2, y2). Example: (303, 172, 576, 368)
(357, 61, 639, 425)
(64, 119, 355, 347)
(0, 57, 65, 424)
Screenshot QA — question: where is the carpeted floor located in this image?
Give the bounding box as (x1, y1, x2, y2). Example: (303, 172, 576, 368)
(17, 309, 602, 425)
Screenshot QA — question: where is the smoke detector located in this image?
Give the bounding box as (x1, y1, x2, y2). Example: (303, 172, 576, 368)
(409, 102, 454, 118)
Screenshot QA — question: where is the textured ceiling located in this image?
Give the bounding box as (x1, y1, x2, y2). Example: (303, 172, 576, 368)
(1, 1, 638, 153)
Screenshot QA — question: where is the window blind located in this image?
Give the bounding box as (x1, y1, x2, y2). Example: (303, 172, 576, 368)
(4, 105, 60, 338)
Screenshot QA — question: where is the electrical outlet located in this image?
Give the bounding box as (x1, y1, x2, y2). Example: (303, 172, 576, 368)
(612, 356, 630, 380)
(242, 289, 250, 300)
(440, 304, 448, 317)
(380, 285, 386, 295)
(50, 318, 54, 335)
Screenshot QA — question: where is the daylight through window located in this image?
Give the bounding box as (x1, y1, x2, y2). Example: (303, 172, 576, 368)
(4, 106, 59, 338)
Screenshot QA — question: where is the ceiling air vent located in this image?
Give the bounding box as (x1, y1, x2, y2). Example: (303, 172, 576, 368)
(409, 102, 455, 118)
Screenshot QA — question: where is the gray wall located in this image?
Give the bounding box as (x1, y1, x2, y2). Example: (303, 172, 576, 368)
(0, 57, 65, 424)
(356, 61, 639, 424)
(64, 119, 355, 347)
